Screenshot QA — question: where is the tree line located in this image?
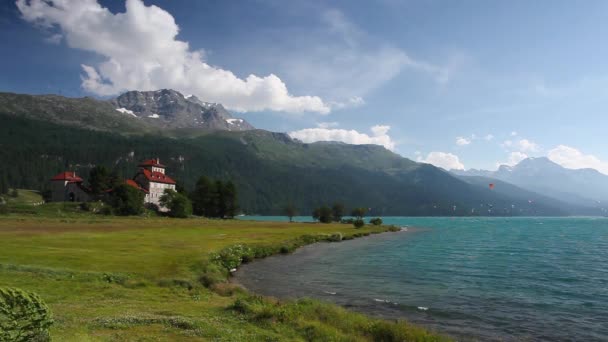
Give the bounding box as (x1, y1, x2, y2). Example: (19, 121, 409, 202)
(72, 166, 238, 219)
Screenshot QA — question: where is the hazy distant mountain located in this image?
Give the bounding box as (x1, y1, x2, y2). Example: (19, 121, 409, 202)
(111, 89, 254, 131)
(452, 157, 608, 207)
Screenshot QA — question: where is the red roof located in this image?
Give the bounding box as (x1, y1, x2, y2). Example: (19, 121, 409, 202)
(125, 179, 149, 193)
(140, 168, 176, 185)
(51, 171, 83, 183)
(138, 158, 165, 168)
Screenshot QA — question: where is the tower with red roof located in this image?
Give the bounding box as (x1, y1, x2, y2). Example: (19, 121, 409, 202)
(133, 158, 176, 209)
(49, 171, 90, 202)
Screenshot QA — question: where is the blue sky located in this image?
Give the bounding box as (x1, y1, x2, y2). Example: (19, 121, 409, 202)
(2, 0, 608, 173)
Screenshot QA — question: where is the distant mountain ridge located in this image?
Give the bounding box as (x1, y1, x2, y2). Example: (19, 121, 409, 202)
(0, 89, 254, 133)
(452, 157, 608, 208)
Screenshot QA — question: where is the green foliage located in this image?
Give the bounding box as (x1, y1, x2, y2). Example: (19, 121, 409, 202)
(160, 189, 192, 218)
(231, 296, 451, 342)
(331, 202, 345, 222)
(351, 207, 367, 219)
(369, 217, 383, 226)
(312, 206, 332, 223)
(88, 165, 110, 195)
(283, 203, 298, 222)
(353, 219, 365, 228)
(107, 184, 145, 216)
(0, 171, 8, 195)
(190, 176, 237, 218)
(9, 189, 18, 198)
(0, 287, 53, 342)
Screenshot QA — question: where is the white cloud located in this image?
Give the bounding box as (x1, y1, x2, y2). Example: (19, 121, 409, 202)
(517, 139, 540, 153)
(484, 134, 494, 141)
(456, 136, 471, 146)
(547, 145, 608, 175)
(288, 124, 396, 151)
(17, 0, 329, 114)
(268, 8, 454, 105)
(417, 152, 465, 170)
(511, 131, 518, 136)
(507, 151, 528, 166)
(317, 121, 339, 129)
(501, 140, 513, 148)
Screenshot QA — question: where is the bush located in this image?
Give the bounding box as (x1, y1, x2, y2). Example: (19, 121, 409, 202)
(9, 189, 18, 198)
(0, 287, 53, 342)
(369, 217, 383, 226)
(160, 189, 192, 218)
(353, 219, 365, 228)
(107, 184, 145, 216)
(328, 233, 343, 242)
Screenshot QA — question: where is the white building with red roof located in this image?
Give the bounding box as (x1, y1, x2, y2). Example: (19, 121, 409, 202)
(132, 158, 176, 209)
(50, 171, 90, 202)
(50, 158, 176, 210)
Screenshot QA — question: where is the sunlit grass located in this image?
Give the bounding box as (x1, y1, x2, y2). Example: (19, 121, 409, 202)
(0, 210, 449, 341)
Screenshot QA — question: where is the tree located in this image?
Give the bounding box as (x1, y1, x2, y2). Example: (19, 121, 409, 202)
(0, 171, 8, 195)
(89, 165, 111, 195)
(331, 202, 345, 222)
(160, 189, 192, 218)
(0, 287, 54, 342)
(312, 207, 321, 222)
(222, 181, 238, 218)
(191, 176, 213, 217)
(351, 207, 368, 220)
(284, 203, 298, 222)
(107, 184, 145, 216)
(313, 206, 332, 223)
(369, 217, 383, 226)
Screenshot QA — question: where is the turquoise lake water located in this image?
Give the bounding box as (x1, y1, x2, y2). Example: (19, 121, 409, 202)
(234, 217, 608, 341)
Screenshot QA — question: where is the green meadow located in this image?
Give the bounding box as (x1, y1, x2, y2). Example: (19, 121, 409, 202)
(0, 193, 449, 341)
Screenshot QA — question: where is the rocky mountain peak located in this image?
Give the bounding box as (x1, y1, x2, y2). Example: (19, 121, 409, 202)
(111, 89, 254, 131)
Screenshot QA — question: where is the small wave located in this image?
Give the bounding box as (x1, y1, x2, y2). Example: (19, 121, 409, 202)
(374, 298, 390, 303)
(323, 291, 337, 295)
(417, 306, 429, 311)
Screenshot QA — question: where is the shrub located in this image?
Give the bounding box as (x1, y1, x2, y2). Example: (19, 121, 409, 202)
(107, 184, 145, 216)
(0, 287, 53, 342)
(9, 189, 18, 198)
(369, 217, 383, 226)
(353, 219, 365, 228)
(328, 233, 343, 242)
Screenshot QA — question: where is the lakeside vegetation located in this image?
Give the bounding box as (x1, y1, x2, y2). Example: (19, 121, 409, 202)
(0, 195, 450, 341)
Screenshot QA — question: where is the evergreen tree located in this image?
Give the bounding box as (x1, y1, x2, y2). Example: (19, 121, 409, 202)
(223, 181, 238, 218)
(351, 207, 368, 220)
(89, 165, 111, 195)
(0, 171, 8, 195)
(214, 180, 226, 218)
(191, 176, 213, 216)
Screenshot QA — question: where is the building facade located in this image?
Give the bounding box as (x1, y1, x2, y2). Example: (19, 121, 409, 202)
(132, 158, 177, 208)
(49, 171, 90, 202)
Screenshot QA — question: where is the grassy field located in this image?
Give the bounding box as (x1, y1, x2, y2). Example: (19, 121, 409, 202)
(0, 204, 450, 341)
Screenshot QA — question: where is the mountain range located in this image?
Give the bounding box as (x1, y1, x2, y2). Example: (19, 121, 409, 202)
(0, 89, 605, 216)
(452, 158, 608, 209)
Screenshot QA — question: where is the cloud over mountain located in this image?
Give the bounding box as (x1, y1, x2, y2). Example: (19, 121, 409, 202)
(288, 125, 396, 151)
(548, 145, 608, 175)
(418, 152, 465, 170)
(16, 0, 329, 114)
